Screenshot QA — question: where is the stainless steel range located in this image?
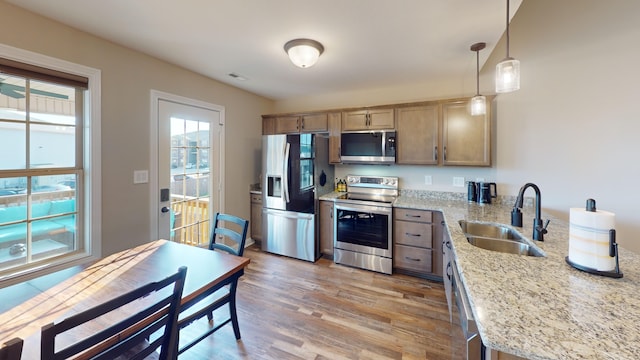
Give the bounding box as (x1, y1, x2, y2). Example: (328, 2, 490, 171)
(333, 175, 398, 274)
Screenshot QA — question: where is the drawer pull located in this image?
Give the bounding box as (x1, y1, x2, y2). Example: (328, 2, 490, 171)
(405, 232, 421, 237)
(405, 256, 421, 262)
(406, 214, 421, 218)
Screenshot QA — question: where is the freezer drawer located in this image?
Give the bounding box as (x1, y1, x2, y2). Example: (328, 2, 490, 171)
(262, 208, 317, 262)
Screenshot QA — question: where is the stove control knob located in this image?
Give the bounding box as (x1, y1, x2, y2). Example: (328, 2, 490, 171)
(348, 176, 357, 183)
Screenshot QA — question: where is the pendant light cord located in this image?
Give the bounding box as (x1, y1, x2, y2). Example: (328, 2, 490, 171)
(476, 49, 480, 96)
(506, 0, 510, 58)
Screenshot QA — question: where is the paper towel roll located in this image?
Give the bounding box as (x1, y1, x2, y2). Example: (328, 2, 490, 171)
(568, 207, 616, 271)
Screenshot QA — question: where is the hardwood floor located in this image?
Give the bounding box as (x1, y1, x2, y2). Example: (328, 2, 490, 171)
(178, 245, 466, 359)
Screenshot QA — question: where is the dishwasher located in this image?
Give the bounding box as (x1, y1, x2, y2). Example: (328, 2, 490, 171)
(445, 234, 483, 360)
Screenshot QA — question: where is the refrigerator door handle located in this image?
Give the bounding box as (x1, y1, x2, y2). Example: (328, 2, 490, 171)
(283, 141, 291, 203)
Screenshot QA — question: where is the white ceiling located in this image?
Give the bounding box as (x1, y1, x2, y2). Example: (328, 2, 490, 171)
(7, 0, 523, 101)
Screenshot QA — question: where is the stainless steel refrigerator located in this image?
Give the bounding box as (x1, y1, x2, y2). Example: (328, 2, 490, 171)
(261, 133, 333, 262)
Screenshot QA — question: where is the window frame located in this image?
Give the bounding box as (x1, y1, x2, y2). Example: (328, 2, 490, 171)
(0, 44, 101, 286)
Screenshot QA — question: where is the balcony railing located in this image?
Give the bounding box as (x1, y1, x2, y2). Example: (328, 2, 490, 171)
(170, 195, 210, 247)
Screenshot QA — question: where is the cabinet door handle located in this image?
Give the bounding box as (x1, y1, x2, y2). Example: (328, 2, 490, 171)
(444, 146, 447, 161)
(446, 262, 452, 280)
(405, 256, 421, 262)
(434, 146, 438, 161)
(405, 232, 421, 237)
(301, 117, 305, 130)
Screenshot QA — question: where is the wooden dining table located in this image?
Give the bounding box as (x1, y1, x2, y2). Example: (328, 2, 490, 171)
(0, 239, 250, 359)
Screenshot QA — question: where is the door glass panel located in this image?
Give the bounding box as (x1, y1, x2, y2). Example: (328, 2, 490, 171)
(170, 117, 211, 246)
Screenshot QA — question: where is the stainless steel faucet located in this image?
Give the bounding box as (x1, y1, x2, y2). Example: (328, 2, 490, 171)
(511, 183, 550, 241)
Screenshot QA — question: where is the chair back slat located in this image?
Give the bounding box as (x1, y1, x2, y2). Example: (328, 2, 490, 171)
(209, 213, 249, 256)
(41, 266, 187, 360)
(0, 337, 23, 360)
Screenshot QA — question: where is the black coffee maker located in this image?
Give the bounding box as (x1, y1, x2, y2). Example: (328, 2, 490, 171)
(468, 181, 498, 203)
(477, 182, 497, 204)
(467, 181, 477, 202)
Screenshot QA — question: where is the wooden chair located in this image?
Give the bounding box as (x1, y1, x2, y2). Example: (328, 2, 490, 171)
(0, 337, 23, 360)
(41, 266, 187, 360)
(177, 213, 248, 355)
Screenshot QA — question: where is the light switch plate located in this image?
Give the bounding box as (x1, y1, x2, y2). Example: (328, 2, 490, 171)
(134, 170, 149, 184)
(452, 176, 465, 187)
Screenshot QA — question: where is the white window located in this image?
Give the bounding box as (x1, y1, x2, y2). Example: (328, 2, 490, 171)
(0, 45, 101, 284)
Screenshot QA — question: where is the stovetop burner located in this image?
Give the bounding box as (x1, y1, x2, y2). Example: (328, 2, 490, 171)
(334, 175, 398, 207)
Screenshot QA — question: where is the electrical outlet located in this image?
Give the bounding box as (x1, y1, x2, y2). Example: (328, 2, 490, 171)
(424, 175, 432, 185)
(452, 176, 465, 187)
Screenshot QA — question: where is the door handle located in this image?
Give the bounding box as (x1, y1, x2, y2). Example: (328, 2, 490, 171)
(161, 206, 170, 213)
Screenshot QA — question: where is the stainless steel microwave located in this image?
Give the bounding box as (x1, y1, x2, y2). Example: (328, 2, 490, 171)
(340, 130, 396, 164)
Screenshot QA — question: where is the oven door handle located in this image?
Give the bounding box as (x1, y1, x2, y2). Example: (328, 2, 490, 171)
(334, 203, 391, 215)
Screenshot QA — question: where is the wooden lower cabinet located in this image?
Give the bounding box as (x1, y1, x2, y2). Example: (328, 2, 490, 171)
(393, 208, 443, 280)
(319, 200, 334, 258)
(250, 192, 262, 243)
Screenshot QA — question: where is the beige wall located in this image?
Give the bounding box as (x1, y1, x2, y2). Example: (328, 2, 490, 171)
(3, 0, 639, 255)
(274, 0, 640, 253)
(0, 2, 273, 256)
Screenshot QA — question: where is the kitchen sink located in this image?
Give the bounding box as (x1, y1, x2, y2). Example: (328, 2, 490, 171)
(466, 236, 544, 256)
(459, 220, 544, 257)
(459, 220, 523, 240)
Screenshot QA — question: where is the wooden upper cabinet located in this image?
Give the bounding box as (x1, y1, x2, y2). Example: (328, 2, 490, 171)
(267, 113, 328, 134)
(441, 97, 491, 166)
(342, 108, 394, 131)
(262, 116, 276, 135)
(274, 115, 302, 134)
(396, 105, 439, 165)
(262, 96, 493, 167)
(300, 113, 328, 132)
(328, 112, 341, 164)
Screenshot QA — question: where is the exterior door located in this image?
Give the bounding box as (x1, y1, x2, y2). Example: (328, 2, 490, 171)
(152, 92, 223, 246)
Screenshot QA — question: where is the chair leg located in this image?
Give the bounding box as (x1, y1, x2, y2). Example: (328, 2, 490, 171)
(207, 312, 213, 324)
(230, 297, 241, 340)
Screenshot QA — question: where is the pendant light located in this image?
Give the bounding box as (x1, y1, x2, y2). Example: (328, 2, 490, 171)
(470, 42, 486, 116)
(495, 0, 520, 93)
(284, 39, 324, 68)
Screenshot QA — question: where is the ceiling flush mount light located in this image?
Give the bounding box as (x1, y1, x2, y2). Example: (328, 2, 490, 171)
(470, 42, 487, 116)
(284, 38, 324, 68)
(495, 0, 520, 93)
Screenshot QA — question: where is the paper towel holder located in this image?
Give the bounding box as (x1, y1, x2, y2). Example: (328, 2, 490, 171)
(566, 199, 623, 278)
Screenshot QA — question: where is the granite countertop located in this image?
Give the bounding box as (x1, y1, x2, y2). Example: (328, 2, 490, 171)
(393, 195, 640, 360)
(250, 183, 262, 194)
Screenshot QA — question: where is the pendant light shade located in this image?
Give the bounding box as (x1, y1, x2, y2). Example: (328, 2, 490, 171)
(284, 39, 324, 68)
(470, 95, 487, 116)
(470, 42, 486, 116)
(495, 0, 520, 93)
